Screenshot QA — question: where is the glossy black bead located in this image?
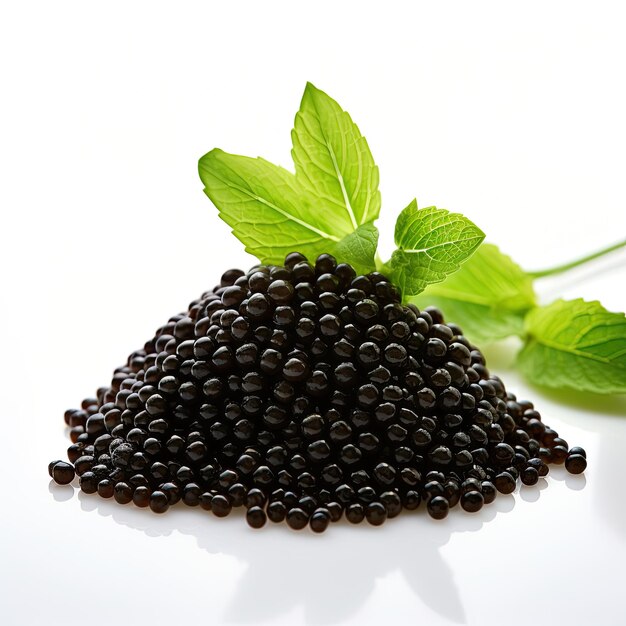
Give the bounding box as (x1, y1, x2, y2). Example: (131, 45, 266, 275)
(97, 479, 114, 498)
(401, 490, 420, 510)
(494, 472, 516, 494)
(565, 454, 587, 474)
(132, 486, 150, 507)
(480, 481, 496, 504)
(365, 502, 387, 526)
(427, 496, 449, 519)
(442, 480, 460, 507)
(183, 483, 202, 506)
(149, 490, 169, 513)
(159, 482, 181, 505)
(380, 491, 402, 518)
(286, 507, 309, 530)
(568, 446, 586, 458)
(51, 461, 75, 485)
(282, 358, 310, 382)
(423, 480, 445, 501)
(113, 482, 133, 504)
(310, 508, 331, 533)
(267, 501, 287, 523)
(460, 490, 484, 513)
(551, 445, 569, 465)
(246, 506, 267, 529)
(211, 495, 232, 517)
(354, 299, 379, 324)
(521, 466, 539, 485)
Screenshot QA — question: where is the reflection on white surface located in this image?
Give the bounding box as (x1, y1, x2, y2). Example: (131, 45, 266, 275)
(54, 486, 475, 623)
(48, 482, 74, 502)
(45, 471, 592, 626)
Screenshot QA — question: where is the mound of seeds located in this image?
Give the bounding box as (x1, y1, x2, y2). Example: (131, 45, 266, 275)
(49, 252, 587, 531)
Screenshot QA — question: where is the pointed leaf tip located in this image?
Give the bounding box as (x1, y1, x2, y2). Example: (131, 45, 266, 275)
(291, 82, 381, 235)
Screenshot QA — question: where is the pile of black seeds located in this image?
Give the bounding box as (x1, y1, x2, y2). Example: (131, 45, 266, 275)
(49, 252, 587, 532)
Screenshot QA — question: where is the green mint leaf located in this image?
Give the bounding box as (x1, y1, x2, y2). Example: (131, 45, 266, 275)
(334, 223, 379, 275)
(198, 148, 340, 264)
(291, 82, 381, 235)
(518, 298, 626, 394)
(390, 200, 485, 298)
(410, 244, 536, 343)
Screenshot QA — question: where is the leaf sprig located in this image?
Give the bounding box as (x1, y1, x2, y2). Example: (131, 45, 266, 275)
(199, 82, 483, 286)
(199, 82, 626, 396)
(411, 242, 626, 394)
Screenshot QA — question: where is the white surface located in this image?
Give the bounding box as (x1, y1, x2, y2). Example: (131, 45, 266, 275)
(1, 2, 626, 625)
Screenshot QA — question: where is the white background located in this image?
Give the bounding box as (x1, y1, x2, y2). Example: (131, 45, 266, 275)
(1, 2, 626, 625)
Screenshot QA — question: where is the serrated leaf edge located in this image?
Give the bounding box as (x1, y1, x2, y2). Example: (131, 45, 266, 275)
(199, 150, 341, 244)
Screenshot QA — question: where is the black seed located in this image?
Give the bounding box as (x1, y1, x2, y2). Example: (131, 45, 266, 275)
(267, 501, 287, 523)
(357, 384, 379, 408)
(373, 462, 396, 486)
(565, 454, 587, 475)
(374, 403, 396, 425)
(247, 293, 271, 319)
(521, 466, 539, 485)
(447, 342, 471, 366)
(282, 358, 310, 382)
(307, 440, 331, 462)
(96, 479, 114, 498)
(211, 495, 232, 517)
(427, 496, 449, 519)
(354, 299, 379, 324)
(113, 482, 133, 504)
(183, 483, 202, 506)
(384, 343, 407, 366)
(480, 481, 496, 504)
(365, 502, 387, 526)
(160, 482, 181, 505)
(286, 507, 309, 530)
(51, 461, 75, 485)
(246, 506, 267, 529)
(551, 445, 569, 465)
(416, 388, 436, 410)
(149, 490, 169, 513)
(461, 490, 484, 513)
(346, 503, 365, 523)
(310, 508, 331, 533)
(319, 313, 342, 338)
(494, 472, 516, 494)
(133, 486, 150, 507)
(401, 467, 421, 487)
(403, 490, 421, 510)
(568, 446, 586, 458)
(493, 443, 515, 464)
(380, 491, 402, 518)
(334, 362, 358, 387)
(429, 446, 452, 466)
(267, 280, 294, 304)
(315, 254, 337, 274)
(425, 338, 447, 360)
(424, 480, 445, 500)
(357, 432, 379, 453)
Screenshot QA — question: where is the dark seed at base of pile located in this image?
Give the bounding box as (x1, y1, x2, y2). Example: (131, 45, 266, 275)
(49, 252, 587, 531)
(49, 461, 75, 485)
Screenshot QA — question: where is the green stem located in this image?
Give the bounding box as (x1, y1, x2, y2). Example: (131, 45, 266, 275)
(528, 237, 626, 279)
